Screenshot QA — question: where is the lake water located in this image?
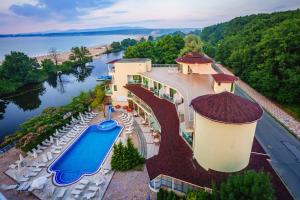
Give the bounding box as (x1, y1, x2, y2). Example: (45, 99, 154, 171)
(0, 35, 132, 60)
(0, 50, 123, 142)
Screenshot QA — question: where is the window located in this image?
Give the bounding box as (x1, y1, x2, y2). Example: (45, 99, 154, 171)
(218, 82, 221, 86)
(114, 85, 117, 91)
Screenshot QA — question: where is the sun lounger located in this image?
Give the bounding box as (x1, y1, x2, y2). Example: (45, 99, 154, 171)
(24, 171, 39, 178)
(71, 189, 82, 195)
(84, 191, 97, 200)
(75, 184, 86, 190)
(51, 149, 61, 154)
(32, 147, 43, 154)
(78, 179, 89, 185)
(30, 167, 42, 172)
(41, 154, 48, 163)
(91, 111, 98, 115)
(0, 184, 18, 190)
(18, 177, 29, 182)
(56, 188, 66, 199)
(47, 152, 53, 161)
(42, 141, 51, 146)
(17, 182, 31, 191)
(87, 186, 99, 192)
(31, 162, 46, 168)
(9, 164, 17, 169)
(37, 145, 47, 150)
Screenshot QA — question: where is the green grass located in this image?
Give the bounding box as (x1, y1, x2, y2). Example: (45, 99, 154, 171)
(282, 104, 300, 121)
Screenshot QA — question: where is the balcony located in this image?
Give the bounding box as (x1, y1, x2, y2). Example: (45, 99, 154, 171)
(128, 79, 142, 84)
(105, 87, 113, 96)
(161, 94, 174, 103)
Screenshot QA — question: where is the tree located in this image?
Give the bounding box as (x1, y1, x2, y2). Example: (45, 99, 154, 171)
(121, 38, 137, 49)
(218, 170, 275, 200)
(49, 48, 59, 65)
(111, 138, 144, 171)
(148, 35, 154, 41)
(180, 34, 204, 56)
(0, 51, 39, 82)
(41, 59, 56, 74)
(69, 46, 92, 66)
(111, 41, 122, 52)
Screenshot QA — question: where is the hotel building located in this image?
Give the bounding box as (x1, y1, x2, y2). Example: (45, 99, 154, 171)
(104, 52, 275, 195)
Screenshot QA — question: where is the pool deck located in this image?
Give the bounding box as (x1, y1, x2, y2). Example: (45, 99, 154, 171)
(2, 112, 123, 200)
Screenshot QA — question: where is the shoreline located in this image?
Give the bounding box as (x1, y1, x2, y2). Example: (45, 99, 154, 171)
(34, 44, 111, 64)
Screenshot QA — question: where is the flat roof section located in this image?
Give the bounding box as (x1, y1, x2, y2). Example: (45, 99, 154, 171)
(116, 58, 151, 63)
(142, 67, 215, 129)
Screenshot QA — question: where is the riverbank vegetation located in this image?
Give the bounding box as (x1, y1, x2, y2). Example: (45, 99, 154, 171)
(0, 83, 105, 152)
(156, 170, 274, 200)
(0, 46, 92, 97)
(197, 9, 300, 119)
(111, 138, 145, 171)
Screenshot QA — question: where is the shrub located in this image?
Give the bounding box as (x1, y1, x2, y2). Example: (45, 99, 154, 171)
(111, 138, 144, 171)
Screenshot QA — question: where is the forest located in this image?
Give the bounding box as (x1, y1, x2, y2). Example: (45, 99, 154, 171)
(196, 9, 300, 117)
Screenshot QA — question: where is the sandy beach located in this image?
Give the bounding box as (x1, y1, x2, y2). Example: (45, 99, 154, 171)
(35, 44, 111, 64)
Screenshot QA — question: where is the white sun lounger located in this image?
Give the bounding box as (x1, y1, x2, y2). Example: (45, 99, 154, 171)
(78, 179, 89, 185)
(83, 191, 97, 200)
(24, 171, 38, 178)
(75, 184, 86, 190)
(30, 167, 42, 172)
(91, 111, 98, 115)
(9, 164, 17, 169)
(42, 141, 51, 146)
(37, 145, 47, 150)
(32, 147, 43, 154)
(71, 189, 82, 195)
(41, 154, 48, 163)
(17, 177, 29, 182)
(17, 182, 31, 191)
(47, 152, 53, 161)
(87, 186, 99, 192)
(56, 188, 66, 199)
(51, 149, 61, 154)
(0, 184, 18, 190)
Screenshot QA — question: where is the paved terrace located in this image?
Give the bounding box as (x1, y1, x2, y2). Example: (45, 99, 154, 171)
(142, 67, 214, 129)
(125, 84, 293, 200)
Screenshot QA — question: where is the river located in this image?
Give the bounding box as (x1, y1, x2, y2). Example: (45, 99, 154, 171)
(0, 51, 123, 141)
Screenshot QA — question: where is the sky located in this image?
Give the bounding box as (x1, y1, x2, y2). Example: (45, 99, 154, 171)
(0, 0, 299, 34)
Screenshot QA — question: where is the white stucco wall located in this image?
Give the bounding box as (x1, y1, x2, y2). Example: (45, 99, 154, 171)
(180, 63, 217, 75)
(111, 60, 151, 105)
(193, 112, 257, 172)
(213, 81, 234, 93)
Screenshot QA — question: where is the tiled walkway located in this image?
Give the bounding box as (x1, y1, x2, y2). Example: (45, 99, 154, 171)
(103, 166, 155, 200)
(217, 64, 300, 139)
(125, 84, 293, 200)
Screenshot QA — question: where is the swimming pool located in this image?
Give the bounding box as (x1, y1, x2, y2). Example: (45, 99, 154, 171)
(48, 121, 122, 186)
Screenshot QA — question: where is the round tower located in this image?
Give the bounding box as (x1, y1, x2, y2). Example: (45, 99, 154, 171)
(190, 92, 263, 172)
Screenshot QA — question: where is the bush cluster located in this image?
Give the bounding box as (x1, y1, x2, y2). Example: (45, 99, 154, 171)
(111, 138, 144, 171)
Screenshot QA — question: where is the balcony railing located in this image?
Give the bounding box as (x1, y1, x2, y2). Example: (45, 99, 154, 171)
(161, 94, 174, 103)
(152, 64, 179, 68)
(128, 79, 142, 84)
(149, 174, 209, 194)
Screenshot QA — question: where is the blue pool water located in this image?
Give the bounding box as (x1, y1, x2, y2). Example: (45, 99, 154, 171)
(98, 119, 117, 131)
(48, 122, 122, 186)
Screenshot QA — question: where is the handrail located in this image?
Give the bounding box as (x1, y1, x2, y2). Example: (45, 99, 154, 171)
(152, 64, 179, 68)
(149, 174, 210, 194)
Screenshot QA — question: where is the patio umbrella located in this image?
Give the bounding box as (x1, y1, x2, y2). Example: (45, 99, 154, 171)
(31, 176, 48, 190)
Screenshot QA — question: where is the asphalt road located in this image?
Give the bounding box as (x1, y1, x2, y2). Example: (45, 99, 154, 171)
(235, 86, 300, 200)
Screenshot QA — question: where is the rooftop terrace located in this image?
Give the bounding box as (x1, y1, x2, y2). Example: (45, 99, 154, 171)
(142, 67, 215, 129)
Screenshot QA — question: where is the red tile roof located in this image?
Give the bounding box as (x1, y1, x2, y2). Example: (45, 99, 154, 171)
(176, 52, 213, 64)
(190, 92, 263, 124)
(212, 73, 238, 83)
(124, 85, 292, 200)
(106, 59, 120, 64)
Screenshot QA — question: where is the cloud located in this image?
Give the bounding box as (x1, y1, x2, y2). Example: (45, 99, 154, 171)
(9, 0, 118, 21)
